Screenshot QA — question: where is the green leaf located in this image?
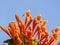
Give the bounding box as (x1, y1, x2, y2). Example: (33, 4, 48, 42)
(37, 43, 41, 45)
(21, 33, 29, 45)
(4, 39, 18, 45)
(4, 39, 13, 43)
(32, 41, 37, 45)
(32, 40, 41, 45)
(24, 40, 29, 45)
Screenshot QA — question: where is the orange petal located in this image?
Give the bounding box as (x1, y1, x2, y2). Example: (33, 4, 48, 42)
(9, 22, 17, 30)
(8, 26, 14, 38)
(0, 26, 10, 37)
(49, 36, 54, 44)
(15, 14, 22, 23)
(26, 17, 32, 29)
(17, 35, 22, 45)
(35, 25, 41, 42)
(42, 38, 48, 45)
(42, 20, 47, 26)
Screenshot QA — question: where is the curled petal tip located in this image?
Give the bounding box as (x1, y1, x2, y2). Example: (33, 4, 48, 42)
(15, 13, 19, 17)
(37, 14, 42, 19)
(56, 26, 60, 29)
(26, 10, 30, 13)
(15, 13, 19, 15)
(0, 26, 1, 28)
(44, 20, 48, 22)
(38, 14, 42, 17)
(0, 26, 4, 29)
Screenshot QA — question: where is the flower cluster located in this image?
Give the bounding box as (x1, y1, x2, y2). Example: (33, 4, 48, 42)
(0, 10, 60, 45)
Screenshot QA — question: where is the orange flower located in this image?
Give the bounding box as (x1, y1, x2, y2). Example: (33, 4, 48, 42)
(0, 10, 60, 45)
(32, 14, 42, 33)
(27, 26, 33, 44)
(49, 36, 54, 45)
(35, 25, 41, 42)
(42, 38, 48, 45)
(41, 20, 47, 32)
(27, 26, 32, 39)
(23, 10, 32, 29)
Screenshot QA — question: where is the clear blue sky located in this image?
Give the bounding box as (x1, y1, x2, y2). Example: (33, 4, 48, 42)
(0, 0, 60, 45)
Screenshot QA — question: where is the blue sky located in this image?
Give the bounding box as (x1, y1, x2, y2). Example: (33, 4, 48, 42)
(0, 0, 60, 45)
